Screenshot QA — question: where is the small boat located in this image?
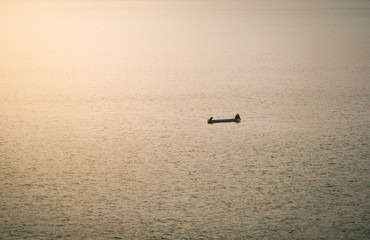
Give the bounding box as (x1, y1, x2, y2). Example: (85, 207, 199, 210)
(208, 117, 241, 124)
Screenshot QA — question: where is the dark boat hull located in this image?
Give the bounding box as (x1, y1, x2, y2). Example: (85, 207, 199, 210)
(208, 118, 240, 124)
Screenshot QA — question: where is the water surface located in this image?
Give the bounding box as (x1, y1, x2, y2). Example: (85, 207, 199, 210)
(1, 0, 369, 239)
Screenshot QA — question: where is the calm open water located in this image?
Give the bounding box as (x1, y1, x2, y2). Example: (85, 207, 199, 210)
(1, 0, 369, 239)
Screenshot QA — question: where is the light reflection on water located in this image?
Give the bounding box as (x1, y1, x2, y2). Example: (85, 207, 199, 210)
(1, 1, 369, 239)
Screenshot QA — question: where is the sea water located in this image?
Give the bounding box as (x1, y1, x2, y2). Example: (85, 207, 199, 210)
(1, 0, 369, 239)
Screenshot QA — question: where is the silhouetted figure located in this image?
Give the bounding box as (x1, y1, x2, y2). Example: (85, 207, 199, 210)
(208, 117, 213, 124)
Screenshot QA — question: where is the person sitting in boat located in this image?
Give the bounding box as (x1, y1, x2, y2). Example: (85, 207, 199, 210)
(235, 113, 241, 120)
(208, 117, 213, 123)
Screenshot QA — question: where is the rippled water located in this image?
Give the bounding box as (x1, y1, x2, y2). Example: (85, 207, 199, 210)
(1, 0, 369, 239)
